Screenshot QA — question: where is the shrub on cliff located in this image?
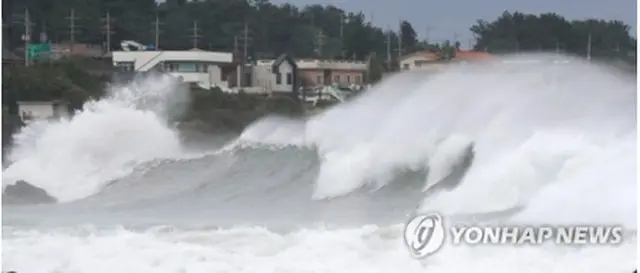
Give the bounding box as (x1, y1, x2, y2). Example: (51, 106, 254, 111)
(183, 87, 304, 132)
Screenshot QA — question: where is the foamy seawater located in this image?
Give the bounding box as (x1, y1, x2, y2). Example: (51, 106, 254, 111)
(3, 53, 636, 272)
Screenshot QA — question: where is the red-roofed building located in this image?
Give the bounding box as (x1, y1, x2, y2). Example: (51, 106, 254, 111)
(452, 50, 493, 62)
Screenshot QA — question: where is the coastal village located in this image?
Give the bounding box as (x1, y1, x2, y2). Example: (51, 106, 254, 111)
(2, 5, 633, 125)
(4, 39, 494, 122)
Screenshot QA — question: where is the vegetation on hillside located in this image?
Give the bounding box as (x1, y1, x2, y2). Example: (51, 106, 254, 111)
(184, 87, 303, 132)
(2, 58, 106, 112)
(471, 11, 635, 62)
(3, 1, 635, 65)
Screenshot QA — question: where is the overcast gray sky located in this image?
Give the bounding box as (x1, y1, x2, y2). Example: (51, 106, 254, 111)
(270, 0, 636, 48)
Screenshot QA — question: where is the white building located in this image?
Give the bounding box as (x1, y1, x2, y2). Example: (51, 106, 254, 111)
(112, 49, 235, 89)
(18, 100, 70, 121)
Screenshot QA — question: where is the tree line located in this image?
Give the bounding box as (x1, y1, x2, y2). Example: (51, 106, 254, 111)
(3, 0, 635, 64)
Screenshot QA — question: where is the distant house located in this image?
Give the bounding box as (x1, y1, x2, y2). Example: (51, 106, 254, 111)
(249, 56, 368, 94)
(296, 59, 367, 87)
(3, 48, 23, 69)
(112, 47, 235, 90)
(452, 50, 493, 63)
(17, 100, 70, 122)
(399, 50, 494, 71)
(399, 50, 441, 70)
(271, 53, 298, 94)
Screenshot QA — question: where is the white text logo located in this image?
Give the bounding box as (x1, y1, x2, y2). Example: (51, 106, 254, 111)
(404, 212, 625, 259)
(403, 212, 446, 258)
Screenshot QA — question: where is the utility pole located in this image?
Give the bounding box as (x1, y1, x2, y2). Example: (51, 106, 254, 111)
(396, 32, 402, 61)
(189, 21, 202, 49)
(234, 35, 240, 87)
(424, 26, 434, 45)
(453, 31, 460, 49)
(243, 21, 248, 65)
(340, 14, 345, 59)
(101, 11, 115, 54)
(152, 12, 163, 49)
(66, 8, 79, 52)
(22, 8, 32, 66)
(241, 21, 249, 87)
(386, 31, 392, 71)
(586, 31, 592, 61)
(314, 29, 326, 57)
(233, 35, 239, 57)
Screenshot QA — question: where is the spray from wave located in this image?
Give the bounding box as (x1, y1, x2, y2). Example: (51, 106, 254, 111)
(240, 53, 636, 227)
(2, 74, 193, 202)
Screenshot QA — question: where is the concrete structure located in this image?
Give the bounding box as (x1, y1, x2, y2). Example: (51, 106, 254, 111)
(17, 100, 70, 121)
(249, 57, 368, 94)
(399, 50, 493, 72)
(50, 43, 106, 59)
(295, 59, 368, 87)
(112, 48, 235, 89)
(399, 51, 441, 71)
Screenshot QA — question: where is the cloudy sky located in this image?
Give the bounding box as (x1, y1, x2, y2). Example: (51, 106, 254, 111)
(270, 0, 636, 47)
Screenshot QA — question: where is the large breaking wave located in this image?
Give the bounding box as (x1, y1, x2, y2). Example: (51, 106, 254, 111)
(2, 74, 197, 202)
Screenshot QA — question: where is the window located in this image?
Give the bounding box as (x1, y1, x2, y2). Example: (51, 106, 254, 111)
(403, 63, 410, 70)
(334, 75, 340, 83)
(276, 73, 282, 84)
(317, 75, 322, 85)
(117, 62, 134, 72)
(286, 73, 292, 85)
(346, 75, 351, 84)
(196, 63, 208, 72)
(356, 75, 362, 84)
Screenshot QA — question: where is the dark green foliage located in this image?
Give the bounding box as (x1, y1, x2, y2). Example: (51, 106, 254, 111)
(470, 11, 635, 63)
(184, 87, 304, 132)
(2, 58, 106, 110)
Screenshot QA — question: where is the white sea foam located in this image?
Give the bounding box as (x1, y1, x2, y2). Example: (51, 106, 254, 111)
(3, 225, 635, 273)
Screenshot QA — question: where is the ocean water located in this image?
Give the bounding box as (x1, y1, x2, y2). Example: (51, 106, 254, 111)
(2, 54, 636, 273)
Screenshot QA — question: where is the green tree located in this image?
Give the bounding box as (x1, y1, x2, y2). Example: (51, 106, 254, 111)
(4, 0, 403, 62)
(399, 20, 419, 53)
(470, 11, 635, 62)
